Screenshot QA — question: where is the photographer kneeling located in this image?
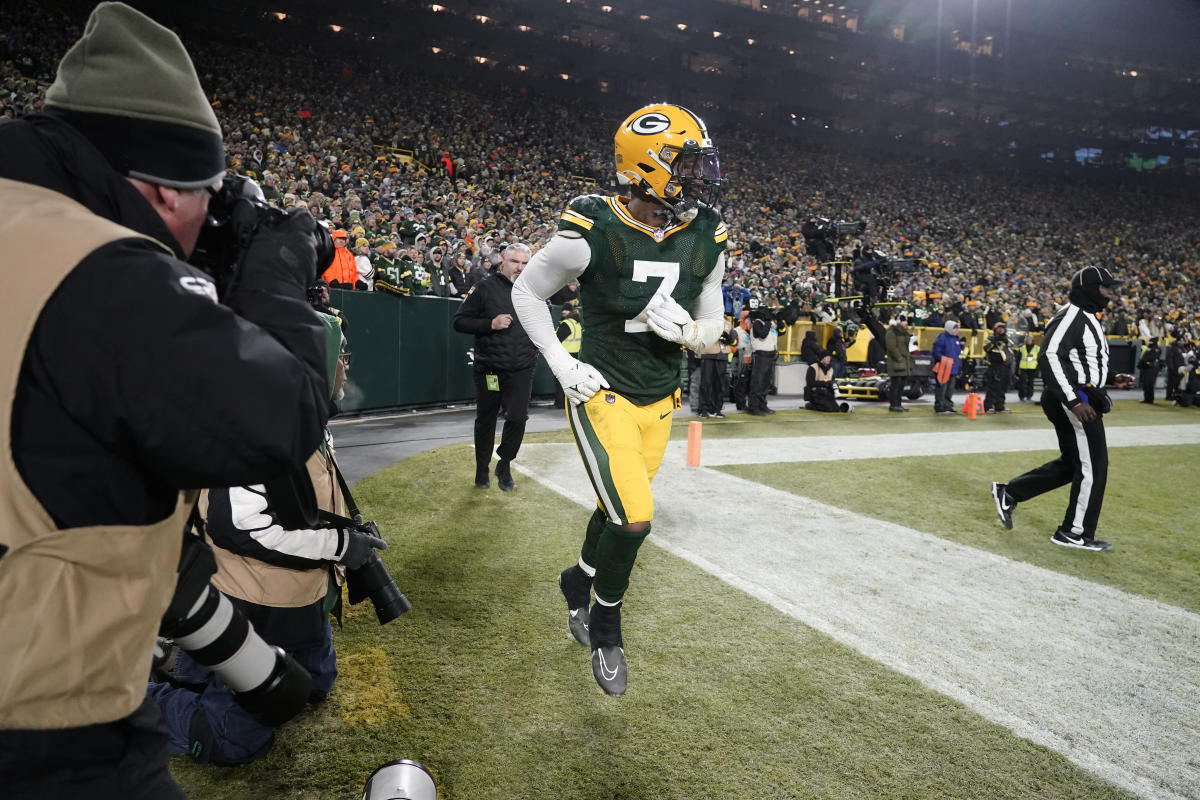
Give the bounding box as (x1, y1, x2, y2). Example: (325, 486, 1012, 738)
(804, 351, 852, 413)
(148, 320, 385, 764)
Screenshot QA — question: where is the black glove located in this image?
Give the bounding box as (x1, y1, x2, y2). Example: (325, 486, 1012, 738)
(340, 526, 388, 569)
(1088, 385, 1112, 414)
(236, 208, 319, 296)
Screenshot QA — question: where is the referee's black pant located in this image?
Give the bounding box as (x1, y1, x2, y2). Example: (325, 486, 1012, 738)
(473, 366, 533, 469)
(1007, 396, 1108, 538)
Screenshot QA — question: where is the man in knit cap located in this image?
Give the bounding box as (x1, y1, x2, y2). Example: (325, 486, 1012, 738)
(0, 4, 329, 797)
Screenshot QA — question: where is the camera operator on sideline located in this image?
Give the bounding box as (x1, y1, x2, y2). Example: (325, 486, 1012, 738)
(747, 298, 786, 416)
(0, 5, 329, 798)
(148, 319, 383, 765)
(851, 245, 885, 306)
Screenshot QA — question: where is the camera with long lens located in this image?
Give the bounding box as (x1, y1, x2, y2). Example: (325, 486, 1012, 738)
(333, 515, 412, 626)
(191, 172, 335, 298)
(160, 534, 312, 726)
(824, 219, 867, 238)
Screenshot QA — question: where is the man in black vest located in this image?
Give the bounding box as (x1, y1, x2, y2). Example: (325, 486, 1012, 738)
(454, 243, 537, 490)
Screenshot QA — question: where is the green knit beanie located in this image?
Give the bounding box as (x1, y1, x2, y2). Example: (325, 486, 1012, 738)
(44, 2, 224, 189)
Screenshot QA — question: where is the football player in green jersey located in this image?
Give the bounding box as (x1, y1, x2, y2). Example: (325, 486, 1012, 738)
(511, 103, 728, 696)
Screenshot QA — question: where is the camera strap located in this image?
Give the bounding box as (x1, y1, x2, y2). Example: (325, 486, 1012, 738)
(329, 460, 363, 525)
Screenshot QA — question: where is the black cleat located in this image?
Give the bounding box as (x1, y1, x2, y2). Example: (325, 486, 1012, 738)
(474, 465, 490, 489)
(589, 602, 626, 696)
(495, 460, 515, 492)
(558, 566, 592, 647)
(991, 482, 1015, 530)
(1051, 529, 1112, 551)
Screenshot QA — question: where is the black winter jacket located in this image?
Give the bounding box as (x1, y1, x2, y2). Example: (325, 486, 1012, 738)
(453, 272, 538, 372)
(2, 115, 329, 529)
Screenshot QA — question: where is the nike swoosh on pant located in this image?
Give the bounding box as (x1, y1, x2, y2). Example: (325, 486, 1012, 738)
(660, 411, 672, 419)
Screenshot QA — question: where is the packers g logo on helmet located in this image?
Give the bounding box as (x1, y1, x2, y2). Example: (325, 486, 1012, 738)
(615, 103, 722, 221)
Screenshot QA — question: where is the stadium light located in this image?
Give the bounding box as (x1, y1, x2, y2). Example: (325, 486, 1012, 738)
(329, 24, 342, 32)
(273, 12, 286, 21)
(747, 37, 756, 45)
(430, 4, 443, 11)
(476, 14, 489, 23)
(677, 23, 687, 31)
(713, 30, 722, 38)
(518, 25, 531, 32)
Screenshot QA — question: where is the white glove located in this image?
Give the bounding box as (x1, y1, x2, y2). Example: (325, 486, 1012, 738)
(551, 358, 610, 405)
(644, 291, 707, 351)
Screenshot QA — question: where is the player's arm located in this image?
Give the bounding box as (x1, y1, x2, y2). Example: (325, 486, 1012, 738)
(512, 233, 609, 404)
(644, 252, 727, 352)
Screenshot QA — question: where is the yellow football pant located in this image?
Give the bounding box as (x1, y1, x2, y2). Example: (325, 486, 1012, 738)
(565, 389, 677, 525)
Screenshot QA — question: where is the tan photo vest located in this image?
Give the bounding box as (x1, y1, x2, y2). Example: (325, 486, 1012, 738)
(0, 178, 194, 729)
(206, 443, 346, 608)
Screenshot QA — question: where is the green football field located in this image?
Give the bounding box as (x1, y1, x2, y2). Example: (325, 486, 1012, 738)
(171, 401, 1200, 800)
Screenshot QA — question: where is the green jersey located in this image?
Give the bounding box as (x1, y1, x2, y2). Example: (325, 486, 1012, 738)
(558, 194, 727, 405)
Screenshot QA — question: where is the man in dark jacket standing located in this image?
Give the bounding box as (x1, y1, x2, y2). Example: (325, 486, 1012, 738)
(1137, 337, 1162, 404)
(454, 243, 537, 490)
(0, 4, 328, 798)
(991, 267, 1122, 552)
(885, 314, 914, 412)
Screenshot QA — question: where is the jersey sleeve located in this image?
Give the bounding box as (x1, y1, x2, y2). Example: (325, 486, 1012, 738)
(557, 195, 608, 239)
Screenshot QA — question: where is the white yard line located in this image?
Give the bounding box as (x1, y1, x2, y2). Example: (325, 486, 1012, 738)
(515, 429, 1200, 800)
(667, 423, 1200, 466)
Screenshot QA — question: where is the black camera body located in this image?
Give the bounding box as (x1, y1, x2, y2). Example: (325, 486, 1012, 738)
(191, 173, 334, 297)
(319, 512, 412, 626)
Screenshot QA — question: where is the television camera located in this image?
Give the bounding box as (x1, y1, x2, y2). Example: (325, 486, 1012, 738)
(802, 216, 867, 263)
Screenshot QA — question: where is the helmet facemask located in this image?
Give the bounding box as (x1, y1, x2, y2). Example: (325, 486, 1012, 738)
(660, 143, 722, 221)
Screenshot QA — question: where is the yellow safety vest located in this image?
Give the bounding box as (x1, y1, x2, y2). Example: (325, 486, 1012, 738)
(1018, 344, 1040, 370)
(561, 317, 582, 354)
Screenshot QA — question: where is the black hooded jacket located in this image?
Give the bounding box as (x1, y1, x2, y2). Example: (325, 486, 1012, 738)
(1, 116, 330, 528)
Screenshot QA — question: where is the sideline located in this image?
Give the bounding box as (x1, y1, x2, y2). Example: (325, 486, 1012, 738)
(664, 424, 1200, 465)
(515, 433, 1200, 800)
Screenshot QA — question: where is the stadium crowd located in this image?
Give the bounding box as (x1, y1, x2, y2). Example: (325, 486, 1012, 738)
(4, 0, 1198, 342)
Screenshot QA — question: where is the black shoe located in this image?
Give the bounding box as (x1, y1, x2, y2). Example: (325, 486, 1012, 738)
(495, 460, 515, 492)
(697, 412, 711, 418)
(558, 566, 592, 647)
(764, 407, 777, 414)
(588, 602, 627, 696)
(475, 465, 490, 489)
(991, 481, 1015, 530)
(712, 411, 726, 419)
(889, 406, 905, 412)
(1051, 529, 1112, 551)
(747, 409, 768, 416)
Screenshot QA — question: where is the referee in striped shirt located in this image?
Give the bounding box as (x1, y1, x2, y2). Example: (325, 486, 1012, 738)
(991, 266, 1122, 552)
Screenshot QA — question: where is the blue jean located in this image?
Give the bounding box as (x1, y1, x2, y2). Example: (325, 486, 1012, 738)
(146, 620, 336, 765)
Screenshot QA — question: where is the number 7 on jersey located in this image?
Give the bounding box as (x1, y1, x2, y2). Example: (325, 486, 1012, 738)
(624, 260, 681, 333)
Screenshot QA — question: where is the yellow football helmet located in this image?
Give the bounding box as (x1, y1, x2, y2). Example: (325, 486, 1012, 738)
(614, 103, 722, 220)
